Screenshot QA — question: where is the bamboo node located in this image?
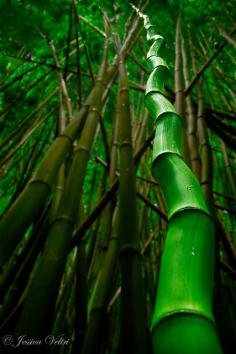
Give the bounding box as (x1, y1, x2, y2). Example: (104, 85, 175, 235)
(120, 87, 129, 93)
(50, 214, 74, 228)
(58, 133, 74, 146)
(74, 145, 90, 154)
(96, 77, 104, 83)
(29, 178, 51, 190)
(119, 244, 141, 256)
(89, 107, 101, 117)
(119, 141, 133, 149)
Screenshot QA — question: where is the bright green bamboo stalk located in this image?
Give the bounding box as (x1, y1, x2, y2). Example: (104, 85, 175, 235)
(132, 5, 222, 353)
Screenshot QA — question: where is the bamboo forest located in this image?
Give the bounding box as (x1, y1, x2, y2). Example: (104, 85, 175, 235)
(0, 0, 236, 353)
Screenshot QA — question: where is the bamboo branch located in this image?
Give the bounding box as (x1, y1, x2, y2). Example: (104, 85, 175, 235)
(217, 25, 236, 48)
(185, 27, 236, 96)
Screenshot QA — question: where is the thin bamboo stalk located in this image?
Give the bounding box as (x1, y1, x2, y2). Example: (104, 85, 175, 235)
(70, 131, 154, 251)
(0, 206, 50, 325)
(181, 34, 201, 180)
(116, 35, 147, 354)
(72, 240, 87, 354)
(0, 82, 59, 157)
(47, 38, 73, 121)
(73, 0, 82, 108)
(184, 26, 236, 97)
(188, 30, 214, 210)
(0, 109, 53, 170)
(81, 208, 119, 354)
(0, 65, 39, 92)
(217, 25, 236, 48)
(0, 70, 51, 129)
(174, 15, 189, 164)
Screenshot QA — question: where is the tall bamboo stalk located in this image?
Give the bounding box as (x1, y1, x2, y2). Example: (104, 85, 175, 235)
(188, 29, 214, 210)
(174, 15, 189, 164)
(116, 35, 147, 354)
(132, 5, 222, 353)
(81, 207, 119, 354)
(181, 34, 201, 180)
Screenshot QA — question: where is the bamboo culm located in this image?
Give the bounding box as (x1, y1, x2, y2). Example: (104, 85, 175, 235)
(132, 5, 223, 353)
(116, 37, 147, 354)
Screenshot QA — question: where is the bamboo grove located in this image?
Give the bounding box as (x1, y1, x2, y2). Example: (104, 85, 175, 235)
(0, 0, 235, 353)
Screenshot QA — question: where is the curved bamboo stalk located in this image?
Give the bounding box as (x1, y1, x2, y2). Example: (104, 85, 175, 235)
(132, 5, 222, 353)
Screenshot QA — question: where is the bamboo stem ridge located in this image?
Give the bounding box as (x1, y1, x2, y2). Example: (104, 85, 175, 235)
(132, 5, 222, 353)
